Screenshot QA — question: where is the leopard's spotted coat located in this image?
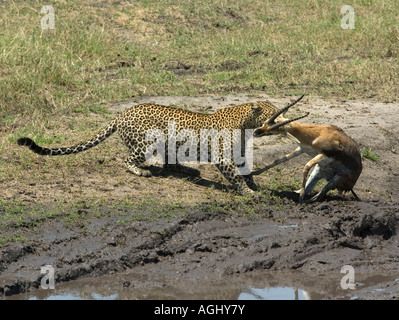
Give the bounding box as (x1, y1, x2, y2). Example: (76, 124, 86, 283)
(18, 101, 278, 194)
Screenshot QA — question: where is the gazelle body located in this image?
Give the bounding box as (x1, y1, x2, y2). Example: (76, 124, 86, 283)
(253, 95, 362, 202)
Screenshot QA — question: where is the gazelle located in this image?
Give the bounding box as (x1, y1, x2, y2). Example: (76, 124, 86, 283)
(253, 95, 362, 202)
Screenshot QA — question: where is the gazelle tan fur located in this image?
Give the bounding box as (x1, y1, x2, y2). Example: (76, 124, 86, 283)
(253, 95, 362, 202)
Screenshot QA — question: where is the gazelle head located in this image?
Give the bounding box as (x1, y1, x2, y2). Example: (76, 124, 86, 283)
(253, 95, 309, 137)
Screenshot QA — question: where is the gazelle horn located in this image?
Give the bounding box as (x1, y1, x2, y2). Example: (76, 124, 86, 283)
(267, 94, 305, 125)
(267, 112, 310, 131)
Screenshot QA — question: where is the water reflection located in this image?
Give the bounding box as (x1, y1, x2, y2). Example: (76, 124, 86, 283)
(5, 272, 397, 300)
(238, 287, 306, 300)
(28, 292, 118, 300)
(25, 287, 308, 300)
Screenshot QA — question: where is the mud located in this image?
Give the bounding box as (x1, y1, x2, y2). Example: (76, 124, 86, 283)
(1, 95, 398, 299)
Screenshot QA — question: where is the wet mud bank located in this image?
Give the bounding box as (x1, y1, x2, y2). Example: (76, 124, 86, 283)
(1, 197, 398, 299)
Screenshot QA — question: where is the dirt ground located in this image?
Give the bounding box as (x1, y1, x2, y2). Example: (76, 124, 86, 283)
(1, 94, 398, 300)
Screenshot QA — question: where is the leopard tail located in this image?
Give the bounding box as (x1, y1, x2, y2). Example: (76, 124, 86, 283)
(17, 119, 117, 156)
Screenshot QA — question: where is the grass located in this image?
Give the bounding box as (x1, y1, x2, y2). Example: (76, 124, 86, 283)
(1, 0, 398, 122)
(0, 194, 271, 247)
(362, 148, 380, 162)
(259, 167, 302, 192)
(0, 188, 288, 245)
(1, 0, 397, 124)
(0, 197, 187, 246)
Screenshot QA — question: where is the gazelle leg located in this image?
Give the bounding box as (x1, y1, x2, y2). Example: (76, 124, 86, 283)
(351, 189, 361, 201)
(296, 164, 324, 195)
(308, 173, 342, 202)
(303, 164, 324, 195)
(252, 146, 303, 175)
(299, 154, 324, 202)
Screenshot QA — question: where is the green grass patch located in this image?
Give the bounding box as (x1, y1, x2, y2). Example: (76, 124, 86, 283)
(362, 149, 380, 162)
(1, 0, 399, 122)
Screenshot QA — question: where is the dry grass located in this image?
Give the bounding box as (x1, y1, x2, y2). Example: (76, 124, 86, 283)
(1, 0, 398, 120)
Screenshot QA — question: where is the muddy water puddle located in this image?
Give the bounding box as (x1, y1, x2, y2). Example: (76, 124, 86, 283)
(6, 271, 397, 300)
(2, 200, 398, 300)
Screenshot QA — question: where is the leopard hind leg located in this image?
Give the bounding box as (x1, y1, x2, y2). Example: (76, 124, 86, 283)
(125, 153, 152, 177)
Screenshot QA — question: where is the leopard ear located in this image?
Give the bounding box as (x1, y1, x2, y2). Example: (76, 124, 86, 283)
(251, 103, 261, 111)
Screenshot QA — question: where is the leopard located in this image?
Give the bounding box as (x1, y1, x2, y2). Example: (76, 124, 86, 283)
(17, 101, 278, 195)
